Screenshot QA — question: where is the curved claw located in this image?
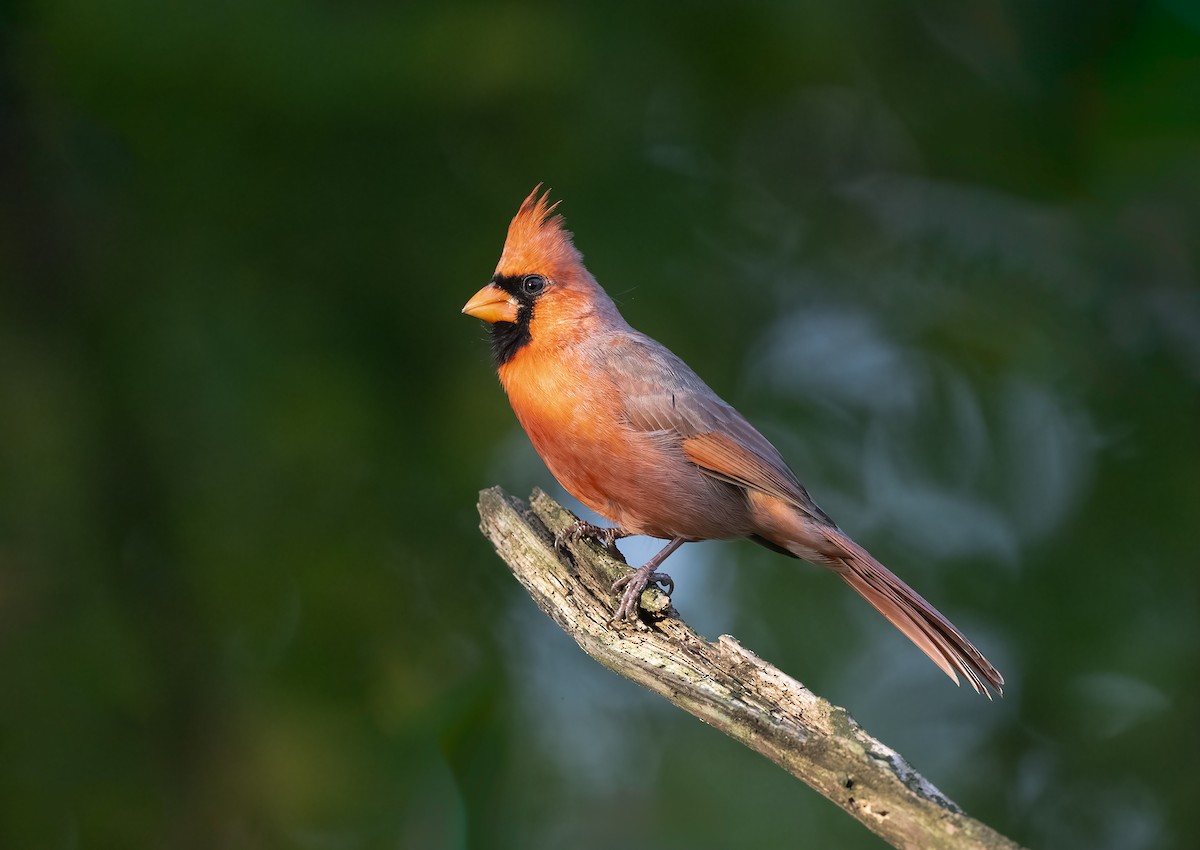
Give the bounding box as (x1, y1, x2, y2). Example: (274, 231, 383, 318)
(607, 537, 685, 624)
(611, 578, 646, 623)
(555, 519, 628, 558)
(610, 569, 674, 623)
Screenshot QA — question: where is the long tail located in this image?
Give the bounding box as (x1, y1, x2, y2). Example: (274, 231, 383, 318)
(814, 527, 1004, 697)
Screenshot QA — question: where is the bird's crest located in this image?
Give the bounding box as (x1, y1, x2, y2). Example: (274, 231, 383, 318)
(495, 185, 582, 278)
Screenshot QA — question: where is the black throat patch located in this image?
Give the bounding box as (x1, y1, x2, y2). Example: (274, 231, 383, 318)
(488, 274, 540, 367)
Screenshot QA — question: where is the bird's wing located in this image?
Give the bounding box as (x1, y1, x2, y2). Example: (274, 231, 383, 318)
(608, 336, 1003, 696)
(610, 334, 832, 524)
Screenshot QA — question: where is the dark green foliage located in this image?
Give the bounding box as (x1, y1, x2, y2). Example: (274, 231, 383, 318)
(1, 2, 1198, 848)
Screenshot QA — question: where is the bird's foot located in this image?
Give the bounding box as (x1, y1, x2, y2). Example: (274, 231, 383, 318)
(555, 519, 629, 559)
(610, 566, 674, 624)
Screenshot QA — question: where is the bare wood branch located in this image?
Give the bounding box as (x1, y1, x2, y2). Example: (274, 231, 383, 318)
(477, 486, 1025, 850)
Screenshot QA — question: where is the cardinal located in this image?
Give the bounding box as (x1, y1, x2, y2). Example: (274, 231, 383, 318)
(463, 186, 1003, 696)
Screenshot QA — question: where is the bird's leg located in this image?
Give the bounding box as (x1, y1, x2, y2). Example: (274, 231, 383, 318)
(555, 519, 631, 559)
(611, 537, 684, 623)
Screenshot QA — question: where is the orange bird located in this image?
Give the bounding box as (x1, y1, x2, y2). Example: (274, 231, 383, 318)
(463, 186, 1004, 696)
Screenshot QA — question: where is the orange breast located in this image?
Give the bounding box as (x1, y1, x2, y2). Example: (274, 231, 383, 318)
(499, 348, 630, 519)
(497, 345, 752, 541)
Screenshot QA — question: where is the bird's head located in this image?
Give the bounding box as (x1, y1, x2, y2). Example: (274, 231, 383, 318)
(462, 185, 618, 366)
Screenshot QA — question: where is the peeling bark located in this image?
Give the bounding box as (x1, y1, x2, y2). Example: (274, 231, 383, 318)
(477, 486, 1024, 850)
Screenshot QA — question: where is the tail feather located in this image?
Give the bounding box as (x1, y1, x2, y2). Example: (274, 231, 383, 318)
(818, 528, 1004, 698)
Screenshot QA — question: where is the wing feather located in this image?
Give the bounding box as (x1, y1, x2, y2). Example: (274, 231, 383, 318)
(610, 334, 830, 524)
(604, 333, 1004, 696)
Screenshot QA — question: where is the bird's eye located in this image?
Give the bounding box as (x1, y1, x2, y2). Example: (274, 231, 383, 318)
(521, 274, 547, 296)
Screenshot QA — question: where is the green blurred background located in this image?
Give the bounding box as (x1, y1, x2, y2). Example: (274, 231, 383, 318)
(3, 1, 1198, 848)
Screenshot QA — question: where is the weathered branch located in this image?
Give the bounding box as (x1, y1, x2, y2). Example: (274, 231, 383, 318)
(477, 486, 1024, 850)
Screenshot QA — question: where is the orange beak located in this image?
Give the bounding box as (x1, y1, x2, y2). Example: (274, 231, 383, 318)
(462, 283, 519, 324)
